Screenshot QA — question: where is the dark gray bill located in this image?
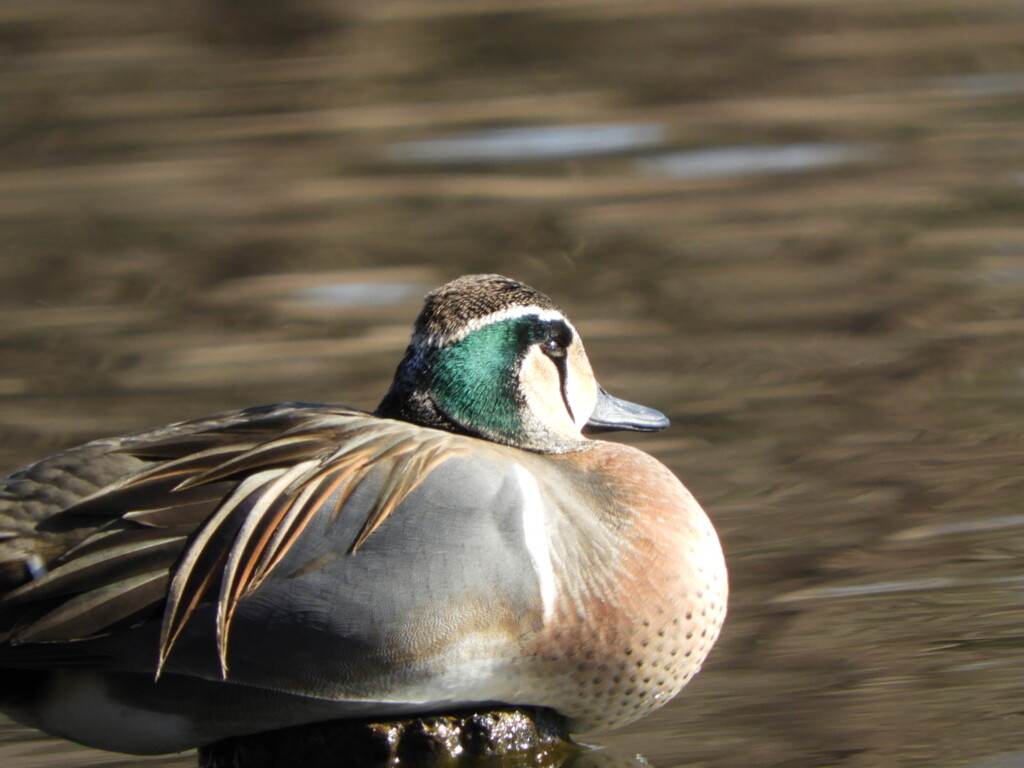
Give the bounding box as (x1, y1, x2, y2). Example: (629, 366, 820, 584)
(585, 387, 670, 432)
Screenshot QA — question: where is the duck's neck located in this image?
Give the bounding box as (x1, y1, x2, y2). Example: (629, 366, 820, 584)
(374, 345, 463, 433)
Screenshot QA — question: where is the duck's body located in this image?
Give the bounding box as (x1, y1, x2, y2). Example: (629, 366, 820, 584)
(0, 275, 726, 755)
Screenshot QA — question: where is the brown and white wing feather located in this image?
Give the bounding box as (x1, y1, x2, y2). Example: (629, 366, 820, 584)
(0, 405, 469, 682)
(0, 405, 360, 652)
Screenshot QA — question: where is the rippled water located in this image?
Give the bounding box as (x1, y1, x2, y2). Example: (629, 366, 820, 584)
(2, 1, 1024, 767)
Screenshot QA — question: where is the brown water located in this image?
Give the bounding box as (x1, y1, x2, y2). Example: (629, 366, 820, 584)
(2, 1, 1024, 767)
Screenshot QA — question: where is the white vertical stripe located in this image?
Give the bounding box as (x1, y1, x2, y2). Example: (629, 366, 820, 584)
(513, 464, 556, 623)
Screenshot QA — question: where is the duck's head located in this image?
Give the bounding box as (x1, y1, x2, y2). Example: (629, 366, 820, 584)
(376, 274, 669, 454)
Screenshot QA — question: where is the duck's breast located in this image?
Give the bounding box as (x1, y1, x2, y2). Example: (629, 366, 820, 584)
(512, 441, 728, 730)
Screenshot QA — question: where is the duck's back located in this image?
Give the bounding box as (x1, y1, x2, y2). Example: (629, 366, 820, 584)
(0, 404, 351, 594)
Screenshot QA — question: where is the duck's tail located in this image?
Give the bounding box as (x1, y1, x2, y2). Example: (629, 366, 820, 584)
(0, 440, 148, 596)
(0, 507, 55, 595)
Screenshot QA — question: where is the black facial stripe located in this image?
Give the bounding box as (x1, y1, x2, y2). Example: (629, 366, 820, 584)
(538, 319, 575, 422)
(519, 315, 577, 423)
(556, 353, 575, 424)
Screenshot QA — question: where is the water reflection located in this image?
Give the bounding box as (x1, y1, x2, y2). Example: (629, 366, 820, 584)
(203, 746, 652, 768)
(384, 124, 665, 164)
(775, 574, 1024, 602)
(889, 512, 1024, 540)
(935, 71, 1024, 97)
(969, 751, 1024, 768)
(635, 144, 882, 180)
(392, 749, 653, 768)
(298, 281, 426, 307)
(562, 749, 653, 768)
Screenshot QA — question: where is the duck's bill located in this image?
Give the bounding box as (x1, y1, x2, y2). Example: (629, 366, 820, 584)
(585, 387, 670, 433)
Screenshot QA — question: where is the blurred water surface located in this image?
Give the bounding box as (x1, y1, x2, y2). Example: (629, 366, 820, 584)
(2, 1, 1024, 767)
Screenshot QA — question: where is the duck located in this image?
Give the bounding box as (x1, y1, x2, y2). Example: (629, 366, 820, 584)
(0, 274, 727, 755)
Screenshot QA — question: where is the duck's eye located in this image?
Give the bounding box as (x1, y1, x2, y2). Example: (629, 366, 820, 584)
(532, 318, 573, 359)
(541, 337, 567, 358)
